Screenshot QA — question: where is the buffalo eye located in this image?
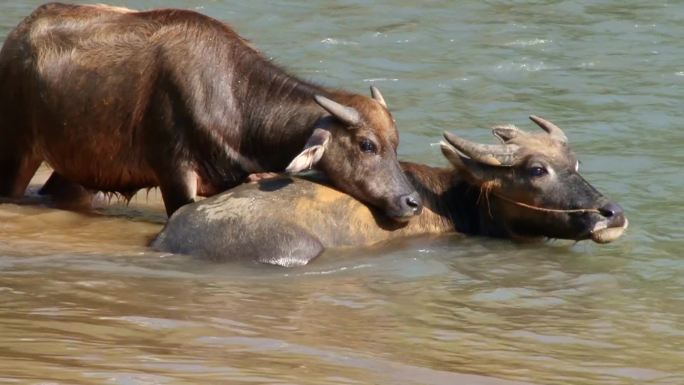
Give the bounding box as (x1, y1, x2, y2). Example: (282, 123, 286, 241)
(529, 166, 547, 177)
(359, 138, 377, 154)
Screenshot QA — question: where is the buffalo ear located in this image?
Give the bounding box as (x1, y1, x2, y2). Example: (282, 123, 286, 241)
(492, 125, 521, 143)
(285, 128, 331, 174)
(440, 141, 466, 169)
(440, 141, 494, 186)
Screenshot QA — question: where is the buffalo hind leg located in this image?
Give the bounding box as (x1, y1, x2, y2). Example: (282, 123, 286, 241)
(254, 223, 325, 267)
(0, 151, 41, 198)
(39, 171, 94, 208)
(157, 168, 198, 217)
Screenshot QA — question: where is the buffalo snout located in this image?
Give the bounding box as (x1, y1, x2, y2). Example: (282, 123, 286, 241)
(590, 201, 628, 244)
(389, 191, 423, 221)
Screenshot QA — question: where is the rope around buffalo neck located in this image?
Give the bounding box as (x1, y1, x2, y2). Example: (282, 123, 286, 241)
(492, 192, 602, 214)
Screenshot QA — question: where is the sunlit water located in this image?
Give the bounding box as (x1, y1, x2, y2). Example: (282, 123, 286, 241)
(1, 1, 682, 384)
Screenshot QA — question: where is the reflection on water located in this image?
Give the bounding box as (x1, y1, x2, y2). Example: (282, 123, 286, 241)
(1, 1, 682, 384)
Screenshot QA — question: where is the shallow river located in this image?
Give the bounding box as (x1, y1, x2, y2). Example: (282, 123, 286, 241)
(1, 1, 682, 384)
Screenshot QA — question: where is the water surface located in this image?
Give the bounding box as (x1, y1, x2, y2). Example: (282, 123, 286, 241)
(1, 1, 682, 384)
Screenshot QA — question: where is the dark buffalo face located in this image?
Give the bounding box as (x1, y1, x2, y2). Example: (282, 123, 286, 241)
(440, 116, 627, 243)
(286, 86, 422, 221)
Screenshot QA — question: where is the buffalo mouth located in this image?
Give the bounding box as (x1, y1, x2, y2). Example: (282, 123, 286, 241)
(389, 213, 416, 223)
(590, 217, 629, 244)
(512, 209, 628, 244)
(386, 208, 421, 223)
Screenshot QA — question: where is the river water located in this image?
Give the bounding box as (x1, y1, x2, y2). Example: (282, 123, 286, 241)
(1, 1, 682, 384)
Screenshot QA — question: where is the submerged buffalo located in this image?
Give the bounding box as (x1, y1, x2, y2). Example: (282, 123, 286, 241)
(0, 3, 421, 218)
(153, 116, 628, 266)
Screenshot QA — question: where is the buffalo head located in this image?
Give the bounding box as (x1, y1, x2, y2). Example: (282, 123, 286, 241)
(440, 116, 627, 243)
(286, 86, 422, 221)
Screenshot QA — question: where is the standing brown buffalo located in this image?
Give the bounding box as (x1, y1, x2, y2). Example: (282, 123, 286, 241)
(153, 116, 628, 266)
(0, 3, 422, 218)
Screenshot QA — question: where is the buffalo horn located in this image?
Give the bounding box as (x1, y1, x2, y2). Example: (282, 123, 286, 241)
(443, 132, 520, 166)
(314, 95, 361, 126)
(529, 115, 568, 143)
(370, 86, 388, 108)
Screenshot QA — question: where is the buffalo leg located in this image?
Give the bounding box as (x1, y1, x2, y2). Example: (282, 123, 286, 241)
(0, 150, 41, 198)
(157, 168, 197, 216)
(39, 171, 94, 207)
(253, 223, 325, 267)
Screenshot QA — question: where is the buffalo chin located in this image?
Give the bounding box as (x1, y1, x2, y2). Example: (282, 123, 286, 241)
(590, 218, 628, 244)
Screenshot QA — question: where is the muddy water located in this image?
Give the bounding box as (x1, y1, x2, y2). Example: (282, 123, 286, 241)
(1, 1, 683, 384)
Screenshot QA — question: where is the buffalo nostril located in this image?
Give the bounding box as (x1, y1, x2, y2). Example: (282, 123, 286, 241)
(405, 196, 420, 209)
(398, 193, 422, 216)
(598, 202, 623, 218)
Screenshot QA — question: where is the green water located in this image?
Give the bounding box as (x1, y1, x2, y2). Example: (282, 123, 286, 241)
(0, 1, 682, 384)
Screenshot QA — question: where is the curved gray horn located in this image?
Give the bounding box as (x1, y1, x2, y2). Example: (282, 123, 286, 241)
(529, 115, 567, 143)
(370, 85, 387, 108)
(314, 95, 361, 126)
(443, 132, 520, 166)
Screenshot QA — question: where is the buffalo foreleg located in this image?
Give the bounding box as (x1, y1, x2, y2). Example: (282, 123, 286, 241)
(157, 167, 198, 217)
(0, 149, 41, 198)
(244, 172, 280, 183)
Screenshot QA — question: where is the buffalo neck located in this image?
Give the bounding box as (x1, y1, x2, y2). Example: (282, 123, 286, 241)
(230, 47, 342, 170)
(399, 162, 508, 238)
